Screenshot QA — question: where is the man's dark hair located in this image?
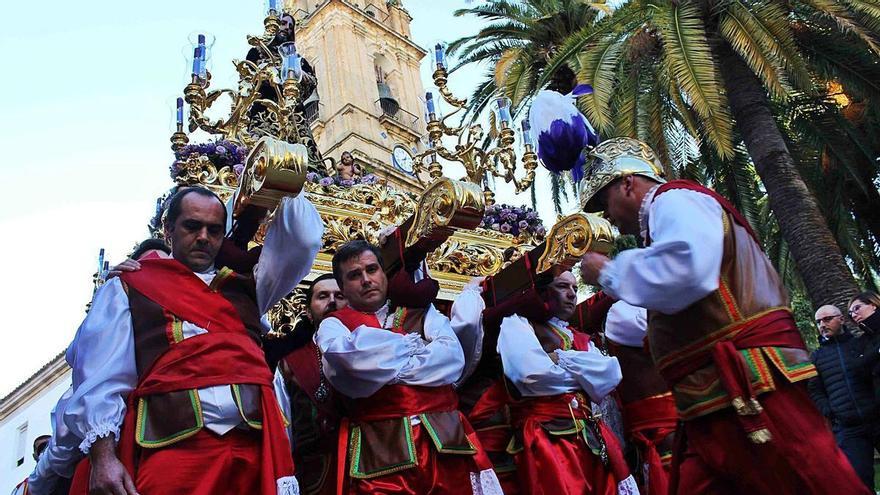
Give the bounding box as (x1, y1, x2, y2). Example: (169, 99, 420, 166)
(131, 238, 171, 260)
(332, 240, 384, 285)
(306, 273, 338, 304)
(164, 186, 227, 229)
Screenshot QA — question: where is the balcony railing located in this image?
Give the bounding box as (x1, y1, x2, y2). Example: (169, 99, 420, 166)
(375, 99, 421, 135)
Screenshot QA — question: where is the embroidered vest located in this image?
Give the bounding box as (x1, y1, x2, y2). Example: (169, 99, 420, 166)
(504, 321, 610, 460)
(646, 182, 816, 419)
(126, 267, 266, 447)
(331, 305, 478, 480)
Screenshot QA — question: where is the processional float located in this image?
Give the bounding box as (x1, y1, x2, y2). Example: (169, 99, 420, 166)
(161, 3, 615, 335)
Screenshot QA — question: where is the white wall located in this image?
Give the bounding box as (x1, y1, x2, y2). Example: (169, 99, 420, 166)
(0, 371, 72, 493)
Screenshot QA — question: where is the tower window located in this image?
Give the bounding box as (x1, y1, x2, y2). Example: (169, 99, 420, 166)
(14, 422, 27, 467)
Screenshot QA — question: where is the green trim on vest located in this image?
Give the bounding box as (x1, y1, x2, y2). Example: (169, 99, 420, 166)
(419, 413, 478, 455)
(349, 417, 418, 479)
(136, 390, 204, 448)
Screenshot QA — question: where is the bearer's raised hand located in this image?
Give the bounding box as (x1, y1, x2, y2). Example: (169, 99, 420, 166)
(106, 259, 141, 279)
(579, 252, 610, 286)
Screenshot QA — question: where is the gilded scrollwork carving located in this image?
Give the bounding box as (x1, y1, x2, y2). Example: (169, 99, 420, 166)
(535, 212, 615, 273)
(266, 288, 307, 338)
(404, 178, 484, 249)
(173, 155, 239, 202)
(322, 216, 384, 253)
(427, 241, 505, 277)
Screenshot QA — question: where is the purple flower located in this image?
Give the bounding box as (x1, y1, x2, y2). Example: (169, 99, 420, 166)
(491, 223, 500, 230)
(526, 211, 537, 220)
(215, 145, 227, 154)
(233, 163, 245, 177)
(339, 179, 355, 187)
(529, 89, 599, 182)
(518, 220, 529, 230)
(319, 177, 334, 187)
(360, 174, 378, 184)
(536, 226, 546, 237)
(500, 223, 512, 233)
(306, 172, 320, 183)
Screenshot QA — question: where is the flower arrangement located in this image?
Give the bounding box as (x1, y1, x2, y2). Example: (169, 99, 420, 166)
(171, 139, 249, 177)
(306, 171, 380, 188)
(479, 203, 546, 239)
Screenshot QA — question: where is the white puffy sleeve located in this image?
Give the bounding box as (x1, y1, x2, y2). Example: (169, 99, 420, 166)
(555, 345, 622, 403)
(315, 306, 466, 399)
(499, 316, 621, 402)
(604, 301, 648, 347)
(449, 287, 485, 385)
(315, 316, 422, 398)
(398, 305, 466, 387)
(61, 278, 137, 454)
(498, 315, 580, 397)
(599, 189, 724, 314)
(28, 388, 78, 494)
(254, 194, 325, 314)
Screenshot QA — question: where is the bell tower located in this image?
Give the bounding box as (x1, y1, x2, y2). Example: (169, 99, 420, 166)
(286, 0, 426, 191)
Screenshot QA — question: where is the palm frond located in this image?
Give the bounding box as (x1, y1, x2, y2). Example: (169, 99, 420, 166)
(575, 32, 626, 132)
(801, 0, 880, 54)
(654, 0, 735, 158)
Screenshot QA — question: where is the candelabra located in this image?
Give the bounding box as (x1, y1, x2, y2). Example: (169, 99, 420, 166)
(170, 10, 313, 154)
(413, 44, 539, 203)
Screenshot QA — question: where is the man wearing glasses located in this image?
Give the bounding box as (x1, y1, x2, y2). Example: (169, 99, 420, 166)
(808, 304, 879, 489)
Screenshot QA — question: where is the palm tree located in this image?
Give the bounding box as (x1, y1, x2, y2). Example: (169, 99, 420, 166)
(531, 0, 880, 310)
(446, 0, 608, 123)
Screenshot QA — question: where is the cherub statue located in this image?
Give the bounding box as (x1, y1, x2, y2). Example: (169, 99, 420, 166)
(335, 151, 363, 181)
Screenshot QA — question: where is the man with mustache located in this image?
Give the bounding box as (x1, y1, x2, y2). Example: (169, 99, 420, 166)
(57, 186, 323, 495)
(315, 240, 501, 494)
(578, 137, 867, 494)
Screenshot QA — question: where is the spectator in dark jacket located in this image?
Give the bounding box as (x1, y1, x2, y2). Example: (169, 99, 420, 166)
(809, 303, 880, 489)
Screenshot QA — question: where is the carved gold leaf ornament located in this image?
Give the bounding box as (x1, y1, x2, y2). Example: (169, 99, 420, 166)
(427, 241, 505, 277)
(266, 287, 308, 339)
(535, 212, 615, 273)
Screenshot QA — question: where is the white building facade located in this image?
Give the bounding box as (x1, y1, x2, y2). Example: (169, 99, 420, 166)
(0, 353, 71, 493)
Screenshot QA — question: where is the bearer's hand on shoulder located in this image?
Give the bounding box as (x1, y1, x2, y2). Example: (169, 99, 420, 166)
(89, 437, 139, 495)
(579, 253, 611, 286)
(106, 259, 141, 279)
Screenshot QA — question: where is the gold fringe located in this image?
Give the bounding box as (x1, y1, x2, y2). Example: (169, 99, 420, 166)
(731, 396, 763, 416)
(747, 428, 773, 444)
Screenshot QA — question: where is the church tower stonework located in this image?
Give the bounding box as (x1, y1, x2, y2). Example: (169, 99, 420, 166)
(287, 0, 426, 192)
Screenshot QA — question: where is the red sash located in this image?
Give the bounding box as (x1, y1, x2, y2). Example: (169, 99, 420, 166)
(623, 394, 677, 495)
(116, 258, 293, 495)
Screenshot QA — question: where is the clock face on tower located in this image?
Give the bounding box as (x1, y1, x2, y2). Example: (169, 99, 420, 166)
(391, 144, 415, 175)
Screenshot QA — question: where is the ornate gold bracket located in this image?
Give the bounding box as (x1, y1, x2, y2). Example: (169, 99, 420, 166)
(404, 178, 485, 249)
(535, 213, 614, 273)
(233, 136, 308, 216)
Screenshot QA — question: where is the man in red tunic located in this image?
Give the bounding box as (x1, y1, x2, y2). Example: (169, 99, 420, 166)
(59, 186, 323, 495)
(271, 273, 347, 495)
(603, 301, 676, 495)
(315, 240, 501, 494)
(494, 270, 637, 495)
(579, 137, 868, 494)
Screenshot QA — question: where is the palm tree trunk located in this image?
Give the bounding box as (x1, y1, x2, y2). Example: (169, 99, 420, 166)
(713, 42, 860, 310)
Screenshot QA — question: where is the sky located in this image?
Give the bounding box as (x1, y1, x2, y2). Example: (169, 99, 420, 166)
(0, 0, 578, 397)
